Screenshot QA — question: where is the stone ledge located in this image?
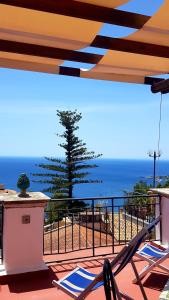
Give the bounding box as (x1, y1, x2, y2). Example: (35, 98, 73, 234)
(0, 192, 50, 207)
(150, 188, 169, 199)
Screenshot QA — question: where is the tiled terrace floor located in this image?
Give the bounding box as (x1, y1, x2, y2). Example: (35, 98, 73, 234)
(0, 253, 169, 300)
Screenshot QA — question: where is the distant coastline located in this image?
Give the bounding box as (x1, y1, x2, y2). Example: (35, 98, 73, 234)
(0, 157, 169, 198)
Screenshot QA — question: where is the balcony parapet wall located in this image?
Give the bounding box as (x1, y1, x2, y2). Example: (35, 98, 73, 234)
(150, 188, 169, 246)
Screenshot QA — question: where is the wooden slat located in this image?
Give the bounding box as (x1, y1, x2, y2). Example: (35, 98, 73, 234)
(92, 36, 169, 59)
(0, 0, 150, 29)
(0, 39, 102, 64)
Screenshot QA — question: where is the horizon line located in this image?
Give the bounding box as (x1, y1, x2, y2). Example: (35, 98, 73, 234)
(0, 155, 169, 161)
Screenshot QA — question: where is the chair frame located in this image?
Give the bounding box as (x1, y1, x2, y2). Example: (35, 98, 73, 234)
(133, 240, 169, 283)
(53, 216, 161, 300)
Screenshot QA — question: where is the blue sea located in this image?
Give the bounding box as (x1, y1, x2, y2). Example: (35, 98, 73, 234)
(0, 157, 169, 200)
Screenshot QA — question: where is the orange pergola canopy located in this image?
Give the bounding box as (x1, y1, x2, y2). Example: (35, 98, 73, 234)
(0, 0, 168, 86)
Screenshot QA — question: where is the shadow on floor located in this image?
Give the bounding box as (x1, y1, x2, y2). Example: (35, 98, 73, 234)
(8, 268, 58, 293)
(143, 272, 168, 291)
(50, 257, 106, 274)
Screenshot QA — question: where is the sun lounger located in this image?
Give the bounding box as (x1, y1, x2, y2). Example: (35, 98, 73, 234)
(133, 240, 169, 283)
(53, 216, 160, 300)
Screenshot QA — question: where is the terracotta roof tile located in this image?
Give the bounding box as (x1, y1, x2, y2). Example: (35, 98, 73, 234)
(44, 224, 113, 253)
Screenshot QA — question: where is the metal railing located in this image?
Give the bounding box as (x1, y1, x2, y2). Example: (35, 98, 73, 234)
(0, 203, 3, 264)
(43, 194, 161, 262)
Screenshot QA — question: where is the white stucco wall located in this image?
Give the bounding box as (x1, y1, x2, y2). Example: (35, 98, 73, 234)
(1, 192, 49, 275)
(160, 196, 169, 246)
(3, 206, 46, 273)
(151, 188, 169, 247)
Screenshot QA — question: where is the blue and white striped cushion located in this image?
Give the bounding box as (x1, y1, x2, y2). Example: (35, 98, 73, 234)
(138, 244, 167, 259)
(59, 267, 103, 293)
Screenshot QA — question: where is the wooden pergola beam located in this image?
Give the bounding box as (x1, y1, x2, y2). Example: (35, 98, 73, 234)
(144, 77, 163, 85)
(60, 66, 80, 77)
(1, 38, 169, 67)
(92, 36, 169, 59)
(0, 39, 102, 64)
(151, 78, 169, 94)
(0, 0, 150, 29)
(0, 40, 166, 85)
(59, 66, 163, 85)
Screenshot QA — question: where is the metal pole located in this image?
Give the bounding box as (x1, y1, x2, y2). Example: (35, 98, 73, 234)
(153, 151, 156, 188)
(148, 150, 161, 188)
(92, 199, 95, 257)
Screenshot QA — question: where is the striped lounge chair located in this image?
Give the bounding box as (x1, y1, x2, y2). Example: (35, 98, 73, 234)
(52, 216, 160, 300)
(133, 241, 169, 283)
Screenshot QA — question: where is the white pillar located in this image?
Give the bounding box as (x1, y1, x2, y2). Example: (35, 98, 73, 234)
(151, 188, 169, 247)
(0, 192, 49, 275)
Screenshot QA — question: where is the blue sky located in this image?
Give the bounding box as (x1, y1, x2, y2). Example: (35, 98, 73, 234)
(1, 0, 168, 159)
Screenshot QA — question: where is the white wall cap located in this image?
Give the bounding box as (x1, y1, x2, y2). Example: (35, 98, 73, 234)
(150, 188, 169, 199)
(1, 192, 50, 208)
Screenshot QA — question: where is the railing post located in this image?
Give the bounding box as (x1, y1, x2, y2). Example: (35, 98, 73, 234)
(0, 203, 4, 265)
(72, 210, 74, 252)
(92, 199, 95, 257)
(111, 198, 114, 254)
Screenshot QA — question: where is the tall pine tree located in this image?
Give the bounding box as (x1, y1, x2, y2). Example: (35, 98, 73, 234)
(33, 110, 102, 200)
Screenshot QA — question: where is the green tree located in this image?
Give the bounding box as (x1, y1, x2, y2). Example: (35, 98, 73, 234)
(33, 110, 102, 202)
(124, 181, 153, 219)
(125, 178, 169, 220)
